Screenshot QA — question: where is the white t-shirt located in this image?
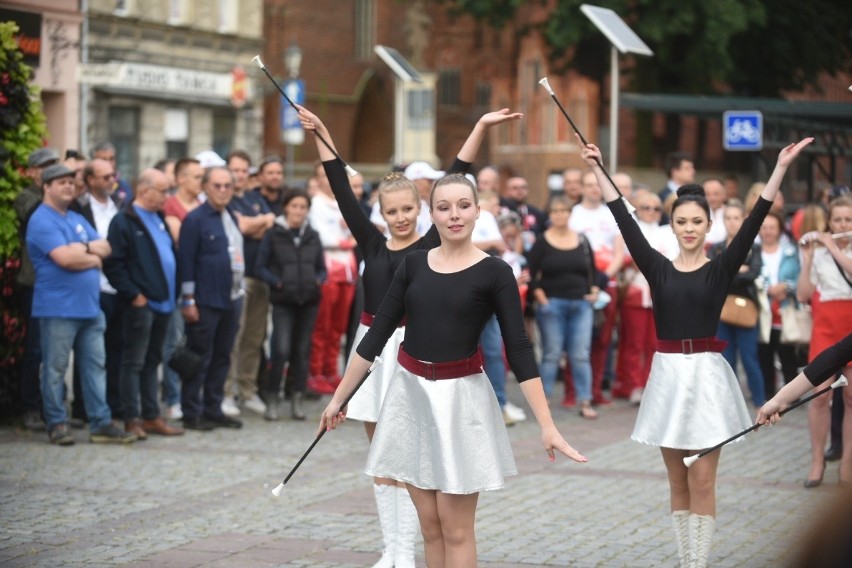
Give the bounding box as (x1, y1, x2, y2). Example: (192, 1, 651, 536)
(472, 210, 501, 244)
(810, 246, 852, 302)
(761, 248, 783, 286)
(706, 205, 727, 246)
(89, 196, 118, 294)
(568, 202, 619, 252)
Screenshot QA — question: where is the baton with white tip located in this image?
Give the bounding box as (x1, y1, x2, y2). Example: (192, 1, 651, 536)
(539, 77, 635, 215)
(271, 357, 382, 497)
(683, 375, 848, 468)
(251, 55, 358, 178)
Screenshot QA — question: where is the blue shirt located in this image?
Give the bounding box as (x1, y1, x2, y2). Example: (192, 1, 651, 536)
(134, 205, 176, 313)
(26, 204, 101, 319)
(228, 190, 271, 278)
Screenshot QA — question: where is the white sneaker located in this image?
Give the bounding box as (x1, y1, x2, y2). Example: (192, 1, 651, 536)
(242, 395, 267, 414)
(503, 402, 527, 422)
(221, 397, 241, 417)
(629, 388, 644, 405)
(167, 403, 183, 420)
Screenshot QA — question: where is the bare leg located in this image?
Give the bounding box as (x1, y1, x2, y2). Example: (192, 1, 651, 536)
(807, 380, 832, 482)
(687, 449, 721, 516)
(436, 491, 479, 567)
(661, 448, 691, 512)
(407, 486, 444, 568)
(839, 387, 852, 483)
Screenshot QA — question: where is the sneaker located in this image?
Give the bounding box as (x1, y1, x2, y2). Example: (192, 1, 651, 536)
(90, 422, 137, 444)
(166, 403, 183, 420)
(629, 388, 644, 405)
(23, 410, 46, 431)
(502, 409, 516, 427)
(242, 394, 267, 415)
(48, 423, 75, 446)
(221, 397, 241, 417)
(204, 414, 243, 429)
(592, 396, 614, 407)
(503, 402, 527, 422)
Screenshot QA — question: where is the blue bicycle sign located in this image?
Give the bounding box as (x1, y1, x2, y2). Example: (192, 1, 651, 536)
(723, 111, 763, 151)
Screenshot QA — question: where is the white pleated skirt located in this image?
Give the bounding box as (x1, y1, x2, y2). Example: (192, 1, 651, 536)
(346, 323, 406, 423)
(365, 364, 518, 494)
(631, 351, 752, 450)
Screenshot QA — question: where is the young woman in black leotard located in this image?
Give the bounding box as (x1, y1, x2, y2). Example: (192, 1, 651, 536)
(299, 106, 522, 568)
(579, 136, 812, 568)
(319, 173, 587, 568)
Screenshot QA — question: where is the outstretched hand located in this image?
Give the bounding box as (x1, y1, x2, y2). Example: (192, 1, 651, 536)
(478, 108, 524, 127)
(777, 138, 814, 168)
(577, 134, 603, 168)
(542, 425, 588, 463)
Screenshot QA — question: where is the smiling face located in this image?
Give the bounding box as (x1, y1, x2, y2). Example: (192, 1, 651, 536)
(671, 201, 710, 253)
(381, 189, 420, 240)
(284, 195, 309, 227)
(430, 182, 479, 243)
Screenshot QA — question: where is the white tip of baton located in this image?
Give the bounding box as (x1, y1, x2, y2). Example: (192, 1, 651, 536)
(622, 196, 636, 215)
(251, 55, 265, 70)
(344, 164, 359, 178)
(832, 376, 849, 389)
(271, 482, 285, 497)
(683, 454, 700, 468)
(538, 77, 554, 96)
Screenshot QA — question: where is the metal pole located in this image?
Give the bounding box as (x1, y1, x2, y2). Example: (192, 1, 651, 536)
(609, 45, 618, 173)
(80, 0, 89, 156)
(286, 141, 294, 181)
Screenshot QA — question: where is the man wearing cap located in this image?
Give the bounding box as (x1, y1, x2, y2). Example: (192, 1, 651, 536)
(369, 161, 441, 237)
(13, 147, 60, 431)
(25, 164, 137, 445)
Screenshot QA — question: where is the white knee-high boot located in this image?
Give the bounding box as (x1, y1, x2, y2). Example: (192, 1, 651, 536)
(372, 484, 397, 568)
(672, 510, 690, 568)
(688, 514, 715, 568)
(393, 485, 420, 568)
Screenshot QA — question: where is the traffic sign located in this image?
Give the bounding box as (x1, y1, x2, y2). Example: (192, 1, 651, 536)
(281, 79, 305, 145)
(723, 110, 763, 151)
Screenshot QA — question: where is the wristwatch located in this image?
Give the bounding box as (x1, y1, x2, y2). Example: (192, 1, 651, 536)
(181, 297, 196, 307)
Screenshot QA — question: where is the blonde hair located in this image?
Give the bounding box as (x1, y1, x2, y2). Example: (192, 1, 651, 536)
(377, 171, 419, 211)
(800, 204, 827, 234)
(430, 173, 478, 208)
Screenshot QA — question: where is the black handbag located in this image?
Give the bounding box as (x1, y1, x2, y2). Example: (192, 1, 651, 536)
(167, 337, 202, 378)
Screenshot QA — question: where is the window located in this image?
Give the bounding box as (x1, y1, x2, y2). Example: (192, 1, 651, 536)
(114, 0, 133, 16)
(168, 0, 185, 25)
(438, 68, 460, 107)
(475, 81, 492, 110)
(407, 89, 433, 131)
(213, 110, 236, 159)
(164, 108, 188, 160)
(108, 107, 139, 181)
(218, 0, 238, 33)
(355, 0, 376, 60)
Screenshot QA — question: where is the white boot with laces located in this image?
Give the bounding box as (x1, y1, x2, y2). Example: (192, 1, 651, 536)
(393, 485, 419, 568)
(371, 484, 396, 568)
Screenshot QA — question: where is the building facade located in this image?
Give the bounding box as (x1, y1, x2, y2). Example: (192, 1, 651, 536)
(82, 0, 263, 180)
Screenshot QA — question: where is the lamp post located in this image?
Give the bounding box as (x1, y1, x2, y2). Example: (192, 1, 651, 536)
(283, 42, 303, 181)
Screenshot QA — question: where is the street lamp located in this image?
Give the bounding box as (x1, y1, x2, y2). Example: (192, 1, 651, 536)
(282, 42, 304, 180)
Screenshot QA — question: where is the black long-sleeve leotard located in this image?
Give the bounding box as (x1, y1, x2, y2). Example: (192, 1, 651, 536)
(356, 251, 538, 382)
(804, 333, 852, 386)
(324, 157, 469, 316)
(607, 196, 773, 340)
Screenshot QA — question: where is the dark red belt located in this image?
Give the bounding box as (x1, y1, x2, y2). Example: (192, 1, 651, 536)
(656, 337, 727, 354)
(397, 345, 483, 380)
(360, 311, 406, 328)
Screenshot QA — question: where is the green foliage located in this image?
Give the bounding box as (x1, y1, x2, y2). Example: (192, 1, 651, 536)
(0, 21, 46, 417)
(434, 0, 850, 97)
(0, 21, 47, 258)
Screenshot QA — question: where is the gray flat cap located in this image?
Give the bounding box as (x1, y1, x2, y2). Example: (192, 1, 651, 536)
(41, 163, 76, 185)
(28, 148, 60, 168)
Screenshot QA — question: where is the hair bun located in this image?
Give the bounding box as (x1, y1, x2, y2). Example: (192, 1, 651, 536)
(676, 184, 705, 198)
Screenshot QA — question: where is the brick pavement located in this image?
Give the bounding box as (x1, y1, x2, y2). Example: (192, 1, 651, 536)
(0, 382, 840, 567)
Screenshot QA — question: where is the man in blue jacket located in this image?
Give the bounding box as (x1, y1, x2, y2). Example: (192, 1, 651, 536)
(104, 169, 185, 439)
(178, 167, 245, 430)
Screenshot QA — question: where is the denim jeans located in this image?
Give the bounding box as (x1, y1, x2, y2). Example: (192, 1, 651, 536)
(160, 308, 184, 407)
(182, 300, 242, 420)
(535, 298, 593, 401)
(716, 321, 766, 406)
(479, 315, 506, 407)
(121, 306, 171, 420)
(40, 314, 112, 431)
(269, 302, 319, 395)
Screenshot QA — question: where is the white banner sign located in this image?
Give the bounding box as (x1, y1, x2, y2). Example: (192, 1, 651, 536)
(78, 62, 242, 100)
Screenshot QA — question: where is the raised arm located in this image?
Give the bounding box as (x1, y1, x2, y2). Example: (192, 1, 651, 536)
(455, 108, 523, 164)
(759, 138, 814, 203)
